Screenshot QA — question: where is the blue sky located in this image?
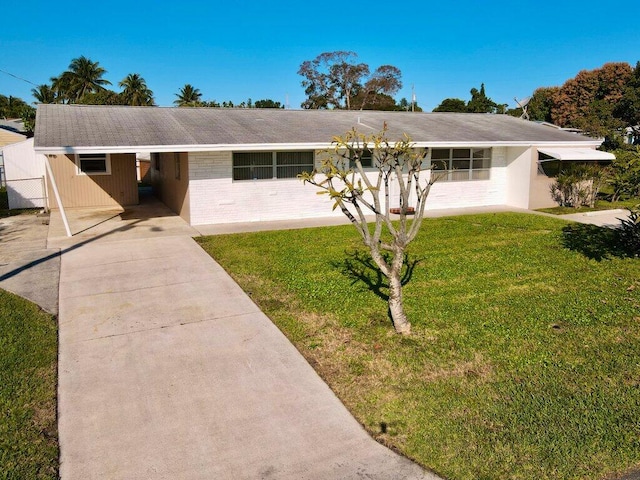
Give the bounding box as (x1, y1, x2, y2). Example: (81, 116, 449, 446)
(1, 0, 638, 111)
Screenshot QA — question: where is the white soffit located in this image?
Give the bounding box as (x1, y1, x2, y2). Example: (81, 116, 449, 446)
(538, 148, 615, 162)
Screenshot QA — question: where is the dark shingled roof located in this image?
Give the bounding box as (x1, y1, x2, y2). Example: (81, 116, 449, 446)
(34, 104, 599, 152)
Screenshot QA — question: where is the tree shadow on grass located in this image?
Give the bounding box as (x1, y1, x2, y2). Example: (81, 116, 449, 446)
(330, 250, 423, 302)
(561, 223, 635, 261)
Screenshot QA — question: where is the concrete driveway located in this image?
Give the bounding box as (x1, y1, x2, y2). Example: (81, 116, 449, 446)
(0, 212, 59, 314)
(50, 199, 436, 479)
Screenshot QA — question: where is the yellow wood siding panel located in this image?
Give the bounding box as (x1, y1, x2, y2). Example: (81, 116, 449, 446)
(47, 153, 138, 208)
(0, 130, 26, 147)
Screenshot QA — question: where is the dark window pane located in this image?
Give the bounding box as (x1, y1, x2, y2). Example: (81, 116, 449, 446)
(276, 151, 314, 166)
(473, 148, 490, 159)
(452, 159, 470, 170)
(79, 154, 107, 173)
(431, 149, 450, 160)
(452, 148, 471, 159)
(233, 152, 272, 167)
(472, 158, 490, 169)
(277, 165, 313, 178)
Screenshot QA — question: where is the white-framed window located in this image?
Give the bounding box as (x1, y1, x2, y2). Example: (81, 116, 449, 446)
(76, 153, 111, 175)
(233, 151, 314, 181)
(349, 149, 373, 169)
(429, 148, 491, 181)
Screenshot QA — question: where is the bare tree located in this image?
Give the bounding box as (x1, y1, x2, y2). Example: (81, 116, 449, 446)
(299, 126, 437, 334)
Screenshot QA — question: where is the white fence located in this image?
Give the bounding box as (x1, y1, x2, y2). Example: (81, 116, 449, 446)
(6, 177, 47, 209)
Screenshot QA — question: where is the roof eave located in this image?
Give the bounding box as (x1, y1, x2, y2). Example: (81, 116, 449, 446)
(33, 139, 603, 155)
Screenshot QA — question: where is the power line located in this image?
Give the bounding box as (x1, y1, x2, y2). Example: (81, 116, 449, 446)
(0, 69, 39, 87)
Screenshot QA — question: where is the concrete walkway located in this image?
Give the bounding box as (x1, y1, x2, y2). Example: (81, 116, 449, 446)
(0, 212, 60, 314)
(51, 199, 436, 479)
(555, 208, 631, 228)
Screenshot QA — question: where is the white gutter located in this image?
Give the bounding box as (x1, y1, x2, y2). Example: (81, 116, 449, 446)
(44, 155, 72, 237)
(33, 140, 603, 155)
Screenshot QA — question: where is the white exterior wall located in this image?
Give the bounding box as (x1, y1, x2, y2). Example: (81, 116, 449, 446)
(504, 146, 534, 209)
(425, 146, 508, 210)
(187, 148, 521, 225)
(188, 151, 344, 225)
(2, 138, 48, 209)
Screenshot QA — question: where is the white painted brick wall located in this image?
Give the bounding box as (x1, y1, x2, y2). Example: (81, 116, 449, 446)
(188, 148, 518, 225)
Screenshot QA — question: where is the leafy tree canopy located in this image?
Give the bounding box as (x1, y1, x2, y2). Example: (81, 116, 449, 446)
(433, 84, 500, 113)
(433, 98, 467, 113)
(119, 73, 154, 106)
(254, 99, 284, 108)
(0, 94, 29, 118)
(298, 51, 403, 110)
(51, 56, 111, 104)
(174, 84, 203, 107)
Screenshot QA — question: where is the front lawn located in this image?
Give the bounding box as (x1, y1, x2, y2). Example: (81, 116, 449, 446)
(196, 213, 640, 480)
(0, 290, 58, 479)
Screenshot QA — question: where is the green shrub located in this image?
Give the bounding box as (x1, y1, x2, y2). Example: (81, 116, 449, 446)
(550, 163, 607, 208)
(617, 205, 640, 256)
(607, 147, 640, 201)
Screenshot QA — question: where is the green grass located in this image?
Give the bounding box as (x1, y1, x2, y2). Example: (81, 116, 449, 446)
(196, 212, 640, 480)
(0, 290, 58, 479)
(537, 197, 639, 215)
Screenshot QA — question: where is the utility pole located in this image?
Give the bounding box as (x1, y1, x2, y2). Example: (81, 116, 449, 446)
(411, 84, 416, 112)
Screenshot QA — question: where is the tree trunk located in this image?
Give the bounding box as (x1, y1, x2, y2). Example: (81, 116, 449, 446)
(388, 270, 411, 334)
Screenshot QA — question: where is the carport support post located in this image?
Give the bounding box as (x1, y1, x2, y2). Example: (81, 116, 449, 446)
(45, 155, 72, 237)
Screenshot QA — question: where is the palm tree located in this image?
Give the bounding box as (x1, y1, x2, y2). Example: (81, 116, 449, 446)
(56, 56, 111, 103)
(31, 84, 56, 104)
(174, 84, 202, 107)
(50, 72, 74, 103)
(119, 73, 154, 106)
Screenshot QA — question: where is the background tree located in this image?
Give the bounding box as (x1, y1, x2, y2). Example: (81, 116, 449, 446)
(466, 83, 499, 113)
(31, 84, 56, 104)
(254, 99, 284, 108)
(433, 85, 499, 113)
(299, 127, 436, 334)
(607, 147, 640, 201)
(50, 72, 73, 103)
(298, 51, 402, 110)
(0, 95, 29, 118)
(614, 62, 640, 131)
(526, 86, 559, 122)
(433, 98, 467, 112)
(174, 84, 203, 107)
(52, 56, 111, 103)
(20, 106, 36, 134)
(119, 73, 154, 106)
(77, 89, 126, 105)
(394, 97, 423, 112)
(551, 62, 632, 139)
(354, 65, 403, 110)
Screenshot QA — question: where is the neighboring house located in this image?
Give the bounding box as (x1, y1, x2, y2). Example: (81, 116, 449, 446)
(1, 138, 48, 209)
(33, 104, 614, 227)
(0, 124, 27, 186)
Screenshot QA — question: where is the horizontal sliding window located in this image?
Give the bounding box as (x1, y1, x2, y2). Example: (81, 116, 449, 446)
(76, 153, 111, 175)
(233, 152, 273, 180)
(430, 148, 491, 181)
(276, 151, 314, 178)
(233, 151, 314, 180)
